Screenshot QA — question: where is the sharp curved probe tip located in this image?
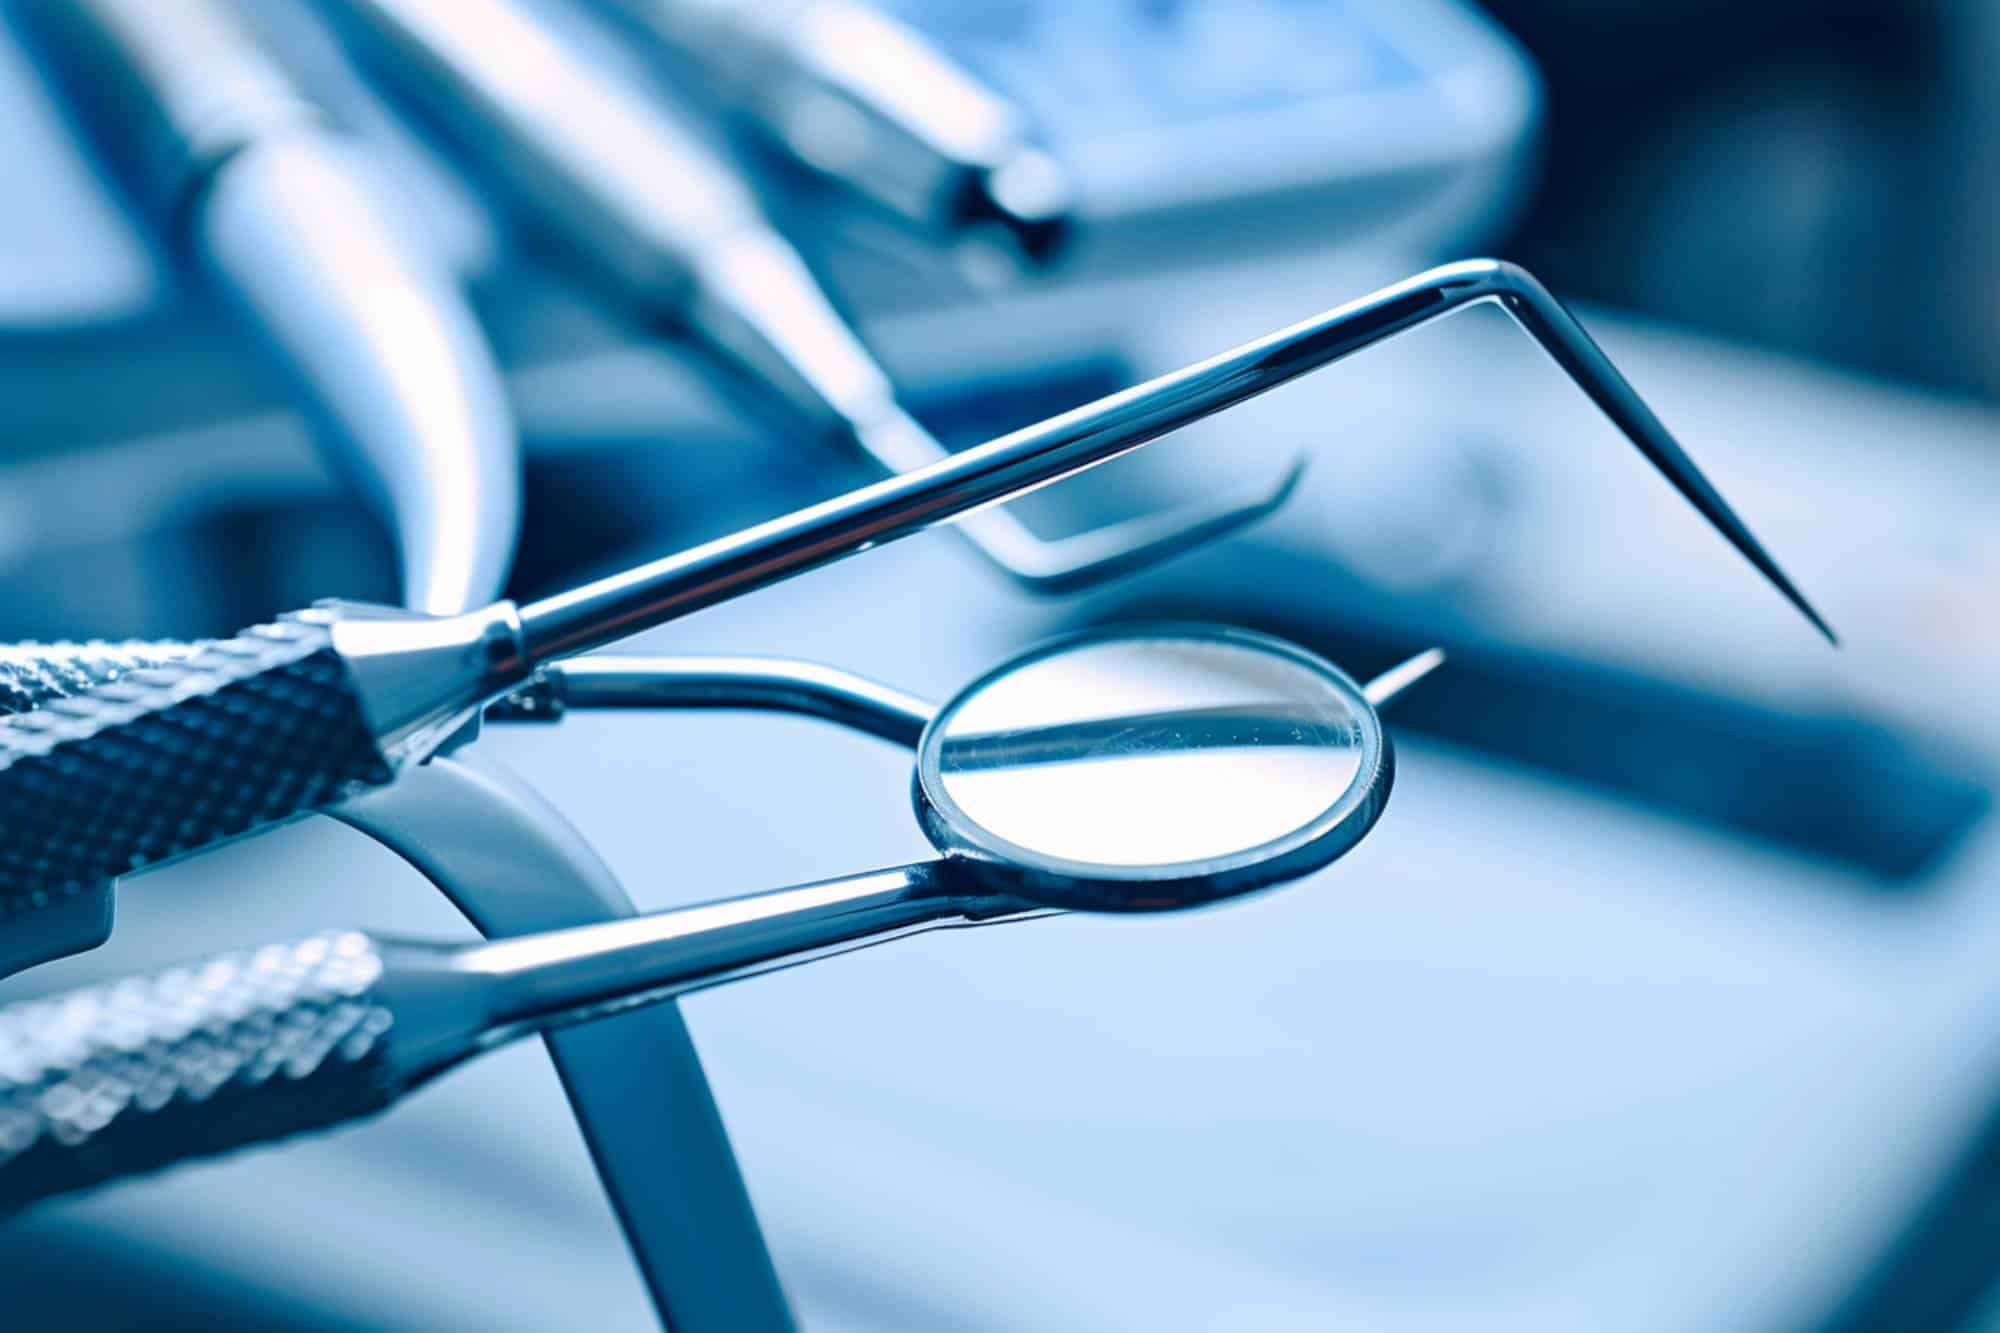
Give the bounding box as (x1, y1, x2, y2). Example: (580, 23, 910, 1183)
(512, 259, 1834, 664)
(937, 258, 1835, 632)
(1468, 261, 1837, 646)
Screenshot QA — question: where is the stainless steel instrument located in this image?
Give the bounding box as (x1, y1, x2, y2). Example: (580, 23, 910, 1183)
(0, 626, 1437, 1214)
(10, 0, 521, 615)
(0, 260, 1832, 977)
(591, 0, 1074, 260)
(319, 0, 1288, 593)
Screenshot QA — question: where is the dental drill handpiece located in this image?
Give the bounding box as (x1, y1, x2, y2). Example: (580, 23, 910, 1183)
(590, 0, 1074, 260)
(319, 0, 1288, 594)
(11, 0, 521, 616)
(0, 261, 1835, 968)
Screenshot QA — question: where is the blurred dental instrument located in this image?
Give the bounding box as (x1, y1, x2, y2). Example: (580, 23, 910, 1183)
(589, 0, 1073, 261)
(9, 0, 520, 615)
(320, 0, 1296, 594)
(0, 258, 1833, 977)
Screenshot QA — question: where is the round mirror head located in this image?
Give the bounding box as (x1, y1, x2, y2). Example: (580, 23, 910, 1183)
(915, 625, 1391, 911)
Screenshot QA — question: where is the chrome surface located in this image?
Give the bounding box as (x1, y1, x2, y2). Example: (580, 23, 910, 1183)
(199, 140, 519, 613)
(457, 863, 976, 1033)
(915, 626, 1392, 909)
(1361, 647, 1448, 708)
(319, 600, 528, 760)
(597, 0, 1074, 257)
(515, 259, 1835, 663)
(328, 0, 760, 307)
(330, 758, 796, 1332)
(8, 0, 320, 216)
(522, 655, 935, 745)
(0, 625, 1413, 1270)
(387, 625, 1411, 1024)
(927, 634, 1369, 866)
(325, 0, 1274, 593)
(502, 642, 1439, 875)
(846, 401, 1302, 593)
(11, 0, 519, 615)
(408, 625, 1403, 1024)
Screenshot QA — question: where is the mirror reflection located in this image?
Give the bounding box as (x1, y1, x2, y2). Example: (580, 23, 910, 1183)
(933, 634, 1369, 869)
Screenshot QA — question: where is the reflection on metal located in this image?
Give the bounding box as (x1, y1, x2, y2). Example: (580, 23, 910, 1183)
(596, 0, 1075, 259)
(324, 0, 1272, 592)
(0, 625, 1422, 1218)
(514, 259, 1836, 660)
(199, 141, 519, 613)
(0, 260, 1831, 968)
(11, 0, 519, 614)
(1363, 647, 1448, 708)
(492, 654, 936, 746)
(331, 759, 796, 1333)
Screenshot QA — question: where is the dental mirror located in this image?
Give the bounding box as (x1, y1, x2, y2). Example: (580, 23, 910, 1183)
(915, 626, 1392, 911)
(0, 628, 1436, 1215)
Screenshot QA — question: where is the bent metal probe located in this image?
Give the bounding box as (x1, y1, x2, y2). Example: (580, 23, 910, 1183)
(0, 261, 1834, 975)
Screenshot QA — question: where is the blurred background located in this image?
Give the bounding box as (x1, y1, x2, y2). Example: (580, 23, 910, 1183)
(1, 0, 1999, 1329)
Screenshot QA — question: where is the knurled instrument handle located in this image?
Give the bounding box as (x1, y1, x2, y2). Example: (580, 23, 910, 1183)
(0, 622, 392, 927)
(0, 931, 402, 1212)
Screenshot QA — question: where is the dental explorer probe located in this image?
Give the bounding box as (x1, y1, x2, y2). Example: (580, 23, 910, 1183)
(11, 0, 521, 616)
(589, 0, 1074, 260)
(318, 0, 1286, 594)
(0, 259, 1834, 960)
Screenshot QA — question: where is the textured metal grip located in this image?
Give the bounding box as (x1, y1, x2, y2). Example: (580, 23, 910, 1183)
(0, 641, 203, 716)
(0, 621, 392, 921)
(0, 932, 400, 1212)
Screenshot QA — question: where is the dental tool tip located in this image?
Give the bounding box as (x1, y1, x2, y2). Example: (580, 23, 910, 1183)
(1788, 584, 1840, 647)
(964, 150, 1073, 261)
(1704, 506, 1837, 644)
(1363, 648, 1446, 709)
(1673, 476, 1836, 645)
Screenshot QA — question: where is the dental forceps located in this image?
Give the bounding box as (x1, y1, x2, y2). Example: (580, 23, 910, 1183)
(0, 626, 1441, 1216)
(320, 0, 1288, 593)
(0, 259, 1835, 977)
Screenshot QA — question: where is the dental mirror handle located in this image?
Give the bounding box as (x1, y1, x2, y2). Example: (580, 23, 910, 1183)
(0, 865, 981, 1213)
(0, 931, 405, 1214)
(489, 654, 935, 745)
